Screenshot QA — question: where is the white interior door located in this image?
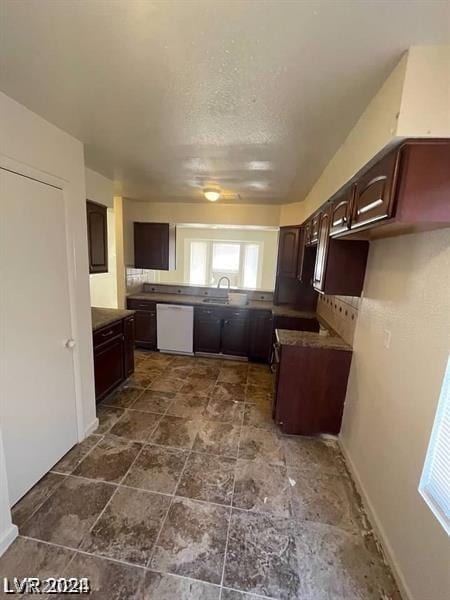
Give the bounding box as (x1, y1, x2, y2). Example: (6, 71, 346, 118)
(0, 168, 78, 505)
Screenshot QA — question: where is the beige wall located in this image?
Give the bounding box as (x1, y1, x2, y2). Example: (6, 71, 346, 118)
(123, 199, 281, 268)
(341, 229, 450, 600)
(397, 45, 450, 137)
(85, 167, 114, 208)
(153, 226, 278, 291)
(122, 199, 281, 292)
(85, 168, 118, 308)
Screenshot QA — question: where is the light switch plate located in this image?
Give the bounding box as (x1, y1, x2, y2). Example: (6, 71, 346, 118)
(383, 329, 391, 349)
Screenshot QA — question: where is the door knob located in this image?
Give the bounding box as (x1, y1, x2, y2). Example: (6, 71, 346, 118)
(65, 338, 76, 349)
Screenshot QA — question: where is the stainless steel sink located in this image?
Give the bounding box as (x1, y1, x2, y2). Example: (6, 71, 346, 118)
(202, 297, 228, 304)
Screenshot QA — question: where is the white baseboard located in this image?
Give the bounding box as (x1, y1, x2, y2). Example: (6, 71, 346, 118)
(338, 437, 413, 600)
(0, 523, 18, 557)
(83, 417, 99, 438)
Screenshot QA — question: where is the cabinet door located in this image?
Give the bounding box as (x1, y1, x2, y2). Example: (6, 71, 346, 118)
(94, 335, 125, 401)
(134, 309, 157, 349)
(351, 150, 399, 230)
(304, 221, 312, 246)
(296, 226, 316, 284)
(194, 313, 222, 354)
(249, 311, 273, 363)
(134, 222, 176, 270)
(277, 227, 300, 277)
(310, 214, 320, 245)
(330, 187, 353, 237)
(313, 207, 331, 292)
(87, 200, 108, 273)
(124, 316, 135, 377)
(222, 313, 249, 356)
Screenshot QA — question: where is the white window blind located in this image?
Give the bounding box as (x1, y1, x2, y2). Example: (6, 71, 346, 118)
(186, 239, 262, 289)
(419, 355, 450, 535)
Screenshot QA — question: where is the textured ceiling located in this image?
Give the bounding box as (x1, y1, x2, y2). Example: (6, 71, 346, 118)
(1, 0, 448, 204)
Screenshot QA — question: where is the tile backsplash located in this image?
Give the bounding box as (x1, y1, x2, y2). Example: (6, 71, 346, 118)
(317, 294, 360, 345)
(126, 268, 159, 294)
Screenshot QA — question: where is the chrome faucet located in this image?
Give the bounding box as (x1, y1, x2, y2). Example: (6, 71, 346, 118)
(217, 276, 231, 290)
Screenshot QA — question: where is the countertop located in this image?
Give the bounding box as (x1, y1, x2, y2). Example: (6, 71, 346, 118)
(127, 292, 317, 320)
(275, 328, 352, 351)
(91, 307, 135, 332)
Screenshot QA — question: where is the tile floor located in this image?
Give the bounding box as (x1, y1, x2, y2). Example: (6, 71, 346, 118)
(1, 351, 401, 599)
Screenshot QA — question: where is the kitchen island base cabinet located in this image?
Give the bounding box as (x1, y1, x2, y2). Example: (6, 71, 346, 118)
(274, 344, 352, 435)
(94, 335, 124, 401)
(93, 315, 135, 403)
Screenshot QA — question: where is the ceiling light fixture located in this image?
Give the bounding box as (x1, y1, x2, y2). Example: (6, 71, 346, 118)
(204, 188, 221, 202)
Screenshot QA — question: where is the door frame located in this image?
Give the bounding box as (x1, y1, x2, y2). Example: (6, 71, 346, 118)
(0, 154, 88, 443)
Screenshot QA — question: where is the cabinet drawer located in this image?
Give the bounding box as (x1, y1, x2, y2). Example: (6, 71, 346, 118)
(223, 307, 249, 320)
(127, 298, 157, 311)
(195, 306, 224, 318)
(93, 321, 123, 348)
(351, 150, 400, 230)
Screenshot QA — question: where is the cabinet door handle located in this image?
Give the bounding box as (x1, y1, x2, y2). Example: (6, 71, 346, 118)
(101, 329, 114, 337)
(332, 216, 346, 227)
(357, 197, 383, 215)
(139, 303, 151, 308)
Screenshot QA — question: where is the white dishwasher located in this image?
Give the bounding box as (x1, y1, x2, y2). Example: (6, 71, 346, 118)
(156, 304, 194, 355)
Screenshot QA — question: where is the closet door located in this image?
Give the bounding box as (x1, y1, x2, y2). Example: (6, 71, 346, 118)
(0, 169, 78, 504)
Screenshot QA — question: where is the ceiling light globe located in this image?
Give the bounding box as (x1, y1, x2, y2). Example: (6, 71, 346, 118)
(204, 189, 220, 202)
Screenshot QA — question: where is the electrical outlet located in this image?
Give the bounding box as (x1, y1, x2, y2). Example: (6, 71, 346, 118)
(383, 329, 391, 349)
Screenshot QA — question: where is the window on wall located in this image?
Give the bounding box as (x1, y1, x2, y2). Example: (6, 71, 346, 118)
(419, 355, 450, 535)
(187, 240, 262, 289)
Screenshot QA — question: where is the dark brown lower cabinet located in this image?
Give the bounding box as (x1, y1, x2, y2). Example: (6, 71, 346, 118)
(273, 342, 352, 435)
(94, 334, 124, 402)
(134, 309, 157, 349)
(127, 299, 157, 349)
(249, 310, 273, 362)
(194, 311, 222, 353)
(222, 312, 249, 357)
(194, 306, 249, 357)
(93, 316, 135, 402)
(124, 316, 135, 377)
(273, 315, 319, 333)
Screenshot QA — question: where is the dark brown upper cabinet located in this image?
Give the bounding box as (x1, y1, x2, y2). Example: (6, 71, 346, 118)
(330, 186, 354, 237)
(134, 222, 176, 270)
(313, 203, 369, 296)
(276, 227, 300, 277)
(296, 227, 316, 284)
(346, 139, 450, 238)
(86, 200, 108, 273)
(350, 149, 400, 231)
(312, 206, 330, 292)
(309, 213, 320, 245)
(304, 220, 312, 245)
